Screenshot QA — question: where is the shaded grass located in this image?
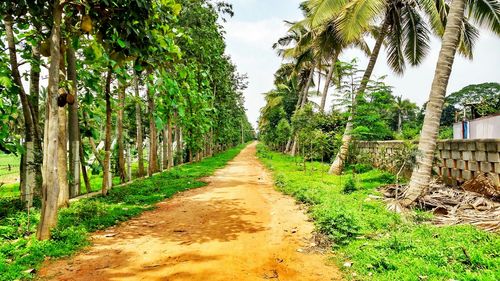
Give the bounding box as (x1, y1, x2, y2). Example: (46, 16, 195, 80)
(257, 144, 500, 281)
(0, 144, 246, 281)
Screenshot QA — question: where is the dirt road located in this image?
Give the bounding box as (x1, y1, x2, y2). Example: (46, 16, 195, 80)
(39, 142, 341, 281)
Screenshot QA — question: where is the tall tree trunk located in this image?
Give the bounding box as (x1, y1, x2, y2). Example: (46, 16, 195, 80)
(320, 52, 340, 112)
(4, 15, 39, 207)
(398, 111, 402, 134)
(82, 111, 104, 167)
(79, 135, 92, 194)
(126, 143, 132, 182)
(162, 129, 168, 169)
(37, 1, 62, 240)
(329, 17, 389, 175)
(57, 45, 68, 208)
(290, 65, 316, 155)
(167, 117, 173, 169)
(176, 121, 183, 165)
(285, 138, 292, 153)
(402, 0, 466, 206)
(117, 82, 127, 183)
(29, 42, 43, 197)
(57, 105, 68, 208)
(102, 68, 113, 195)
(135, 75, 145, 177)
(300, 66, 315, 108)
(67, 45, 80, 198)
(147, 82, 159, 176)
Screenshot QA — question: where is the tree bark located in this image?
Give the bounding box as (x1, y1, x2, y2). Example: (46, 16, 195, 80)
(147, 80, 159, 176)
(175, 121, 183, 165)
(290, 65, 316, 155)
(57, 43, 68, 208)
(79, 134, 92, 194)
(402, 0, 466, 206)
(320, 52, 340, 113)
(4, 15, 40, 206)
(82, 111, 104, 168)
(117, 81, 127, 183)
(135, 75, 145, 177)
(102, 68, 113, 195)
(329, 16, 390, 175)
(29, 42, 43, 197)
(37, 0, 62, 240)
(67, 45, 80, 198)
(167, 117, 173, 169)
(162, 129, 168, 169)
(57, 105, 69, 208)
(300, 66, 315, 108)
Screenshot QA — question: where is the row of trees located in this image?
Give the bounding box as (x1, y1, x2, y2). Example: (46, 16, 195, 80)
(259, 0, 499, 205)
(0, 0, 254, 240)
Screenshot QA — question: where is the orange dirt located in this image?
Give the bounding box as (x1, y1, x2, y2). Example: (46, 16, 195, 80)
(38, 142, 341, 281)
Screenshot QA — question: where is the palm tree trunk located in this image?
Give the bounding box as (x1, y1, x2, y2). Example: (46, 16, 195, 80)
(329, 16, 390, 175)
(101, 68, 113, 195)
(67, 45, 80, 198)
(300, 66, 315, 108)
(320, 52, 339, 112)
(402, 0, 466, 207)
(37, 0, 62, 240)
(290, 65, 316, 155)
(134, 75, 145, 177)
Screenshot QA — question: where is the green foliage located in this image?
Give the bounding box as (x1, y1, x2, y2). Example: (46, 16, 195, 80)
(342, 177, 357, 194)
(446, 82, 500, 118)
(0, 145, 245, 280)
(439, 126, 454, 140)
(257, 144, 499, 280)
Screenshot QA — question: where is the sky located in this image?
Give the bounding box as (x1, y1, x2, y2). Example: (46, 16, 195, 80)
(222, 0, 500, 129)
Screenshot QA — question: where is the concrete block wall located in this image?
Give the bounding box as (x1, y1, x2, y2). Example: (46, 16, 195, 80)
(356, 139, 500, 187)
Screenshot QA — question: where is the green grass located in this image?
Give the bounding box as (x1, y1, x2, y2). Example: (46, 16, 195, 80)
(0, 144, 246, 281)
(0, 154, 20, 197)
(257, 144, 500, 281)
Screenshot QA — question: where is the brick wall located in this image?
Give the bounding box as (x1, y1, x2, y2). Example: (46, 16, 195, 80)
(356, 139, 500, 187)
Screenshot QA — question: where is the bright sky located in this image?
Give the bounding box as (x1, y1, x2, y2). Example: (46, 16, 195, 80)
(222, 0, 500, 128)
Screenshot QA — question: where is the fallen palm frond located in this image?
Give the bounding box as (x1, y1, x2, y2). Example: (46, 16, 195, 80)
(380, 181, 500, 232)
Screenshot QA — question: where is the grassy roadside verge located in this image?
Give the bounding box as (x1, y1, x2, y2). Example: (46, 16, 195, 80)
(257, 144, 499, 281)
(0, 144, 246, 281)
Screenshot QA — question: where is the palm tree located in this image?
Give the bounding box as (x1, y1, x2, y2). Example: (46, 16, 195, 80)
(273, 20, 321, 154)
(306, 0, 433, 174)
(313, 20, 371, 112)
(402, 0, 500, 206)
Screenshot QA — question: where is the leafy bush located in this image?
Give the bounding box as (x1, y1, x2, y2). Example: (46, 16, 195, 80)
(342, 177, 357, 194)
(351, 163, 373, 173)
(312, 205, 359, 245)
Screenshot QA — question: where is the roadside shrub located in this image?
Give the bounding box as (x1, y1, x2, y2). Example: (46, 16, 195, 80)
(342, 177, 358, 194)
(351, 163, 373, 173)
(312, 205, 359, 245)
